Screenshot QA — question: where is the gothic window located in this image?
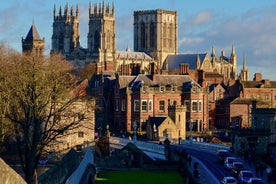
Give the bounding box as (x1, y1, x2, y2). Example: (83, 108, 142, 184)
(94, 30, 99, 51)
(58, 33, 64, 51)
(163, 23, 167, 48)
(107, 31, 110, 49)
(150, 22, 155, 48)
(121, 99, 126, 111)
(141, 22, 146, 49)
(169, 24, 173, 48)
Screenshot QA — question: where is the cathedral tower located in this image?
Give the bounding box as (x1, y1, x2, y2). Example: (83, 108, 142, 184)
(22, 23, 45, 56)
(240, 55, 249, 81)
(230, 45, 237, 79)
(134, 9, 177, 69)
(51, 4, 80, 56)
(87, 2, 116, 72)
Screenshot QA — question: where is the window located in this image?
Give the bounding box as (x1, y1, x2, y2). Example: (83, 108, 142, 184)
(78, 132, 84, 138)
(192, 100, 198, 112)
(274, 95, 276, 100)
(159, 100, 165, 112)
(198, 100, 202, 112)
(170, 100, 177, 106)
(160, 86, 164, 92)
(141, 22, 145, 49)
(148, 100, 152, 112)
(141, 100, 147, 112)
(134, 100, 140, 112)
(184, 100, 190, 112)
(115, 99, 119, 112)
(121, 99, 126, 111)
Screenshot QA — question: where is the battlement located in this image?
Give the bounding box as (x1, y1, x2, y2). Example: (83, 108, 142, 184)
(53, 4, 79, 21)
(89, 1, 114, 18)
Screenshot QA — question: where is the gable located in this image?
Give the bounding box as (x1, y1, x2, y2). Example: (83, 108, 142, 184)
(200, 56, 213, 72)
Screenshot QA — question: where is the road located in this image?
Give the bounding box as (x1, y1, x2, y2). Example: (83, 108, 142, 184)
(174, 143, 234, 182)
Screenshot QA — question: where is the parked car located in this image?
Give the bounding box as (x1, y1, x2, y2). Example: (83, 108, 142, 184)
(237, 170, 254, 184)
(231, 161, 244, 177)
(224, 156, 238, 169)
(221, 176, 237, 184)
(247, 177, 264, 184)
(217, 149, 231, 164)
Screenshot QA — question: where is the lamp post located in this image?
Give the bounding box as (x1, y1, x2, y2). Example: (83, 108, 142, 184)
(153, 123, 157, 141)
(133, 120, 137, 144)
(189, 121, 193, 141)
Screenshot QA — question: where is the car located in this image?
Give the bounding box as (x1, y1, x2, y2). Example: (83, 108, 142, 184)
(237, 170, 254, 184)
(247, 177, 264, 184)
(221, 176, 238, 184)
(231, 161, 244, 177)
(217, 149, 231, 164)
(224, 156, 238, 169)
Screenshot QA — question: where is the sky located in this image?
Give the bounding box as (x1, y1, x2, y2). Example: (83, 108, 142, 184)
(0, 0, 276, 80)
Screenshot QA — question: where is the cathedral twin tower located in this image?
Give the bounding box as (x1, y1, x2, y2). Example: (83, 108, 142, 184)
(50, 2, 177, 71)
(22, 1, 239, 80)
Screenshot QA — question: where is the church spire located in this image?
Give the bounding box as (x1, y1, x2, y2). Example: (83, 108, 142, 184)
(196, 54, 200, 70)
(53, 4, 56, 19)
(243, 55, 247, 70)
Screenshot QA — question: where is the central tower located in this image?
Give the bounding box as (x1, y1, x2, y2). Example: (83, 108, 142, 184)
(134, 9, 177, 68)
(87, 2, 116, 71)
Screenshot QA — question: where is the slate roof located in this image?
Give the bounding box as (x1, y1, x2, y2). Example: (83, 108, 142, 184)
(163, 53, 207, 70)
(127, 74, 199, 90)
(25, 24, 42, 41)
(116, 50, 152, 60)
(148, 116, 167, 127)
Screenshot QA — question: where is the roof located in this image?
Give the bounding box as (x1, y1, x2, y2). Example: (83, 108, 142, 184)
(148, 116, 167, 127)
(241, 80, 276, 88)
(163, 53, 207, 70)
(230, 98, 252, 104)
(25, 24, 42, 41)
(116, 50, 152, 60)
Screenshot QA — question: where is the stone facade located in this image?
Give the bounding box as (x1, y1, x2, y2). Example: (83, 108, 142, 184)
(46, 99, 95, 155)
(134, 9, 177, 68)
(22, 24, 44, 56)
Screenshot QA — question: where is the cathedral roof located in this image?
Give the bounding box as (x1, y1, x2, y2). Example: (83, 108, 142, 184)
(163, 53, 207, 70)
(116, 50, 152, 60)
(25, 24, 42, 41)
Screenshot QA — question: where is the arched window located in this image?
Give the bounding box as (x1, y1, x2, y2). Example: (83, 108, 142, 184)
(163, 23, 167, 48)
(150, 22, 155, 48)
(141, 22, 146, 49)
(94, 30, 99, 51)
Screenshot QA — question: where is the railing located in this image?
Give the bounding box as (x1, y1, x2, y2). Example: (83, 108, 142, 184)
(110, 137, 230, 155)
(109, 137, 164, 155)
(181, 140, 230, 151)
(65, 149, 94, 184)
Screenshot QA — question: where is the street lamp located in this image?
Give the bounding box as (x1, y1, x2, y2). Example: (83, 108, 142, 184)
(133, 120, 137, 144)
(153, 123, 157, 141)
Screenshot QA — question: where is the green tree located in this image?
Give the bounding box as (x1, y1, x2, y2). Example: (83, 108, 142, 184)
(0, 47, 94, 183)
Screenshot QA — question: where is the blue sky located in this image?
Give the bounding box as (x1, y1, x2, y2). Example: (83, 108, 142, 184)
(1, 0, 276, 80)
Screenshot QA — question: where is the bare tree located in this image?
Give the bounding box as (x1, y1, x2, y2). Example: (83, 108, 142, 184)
(0, 47, 94, 183)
